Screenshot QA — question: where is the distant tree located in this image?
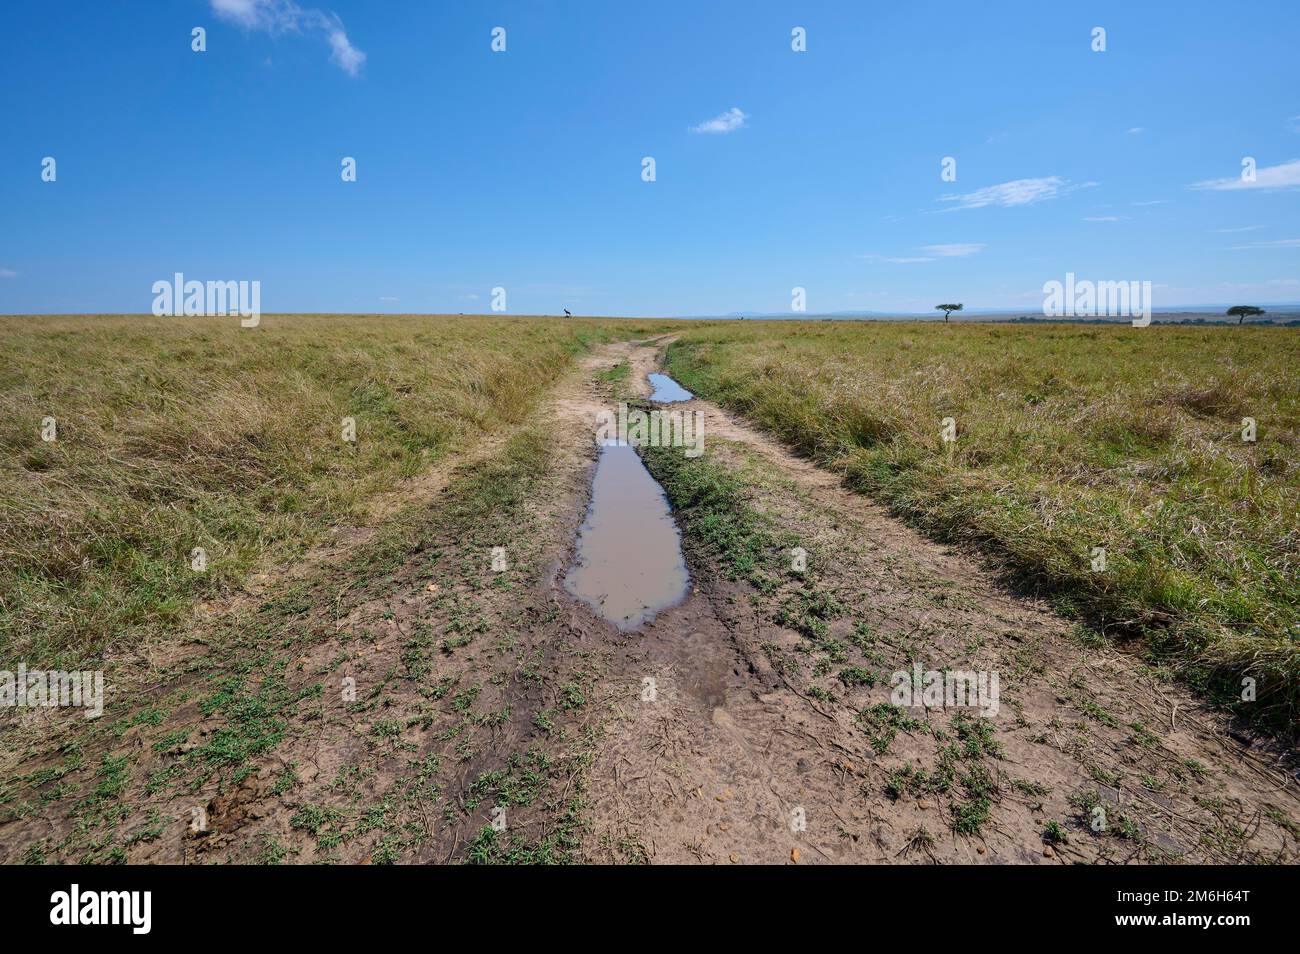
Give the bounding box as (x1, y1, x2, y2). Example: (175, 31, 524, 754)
(1226, 305, 1265, 326)
(936, 303, 963, 323)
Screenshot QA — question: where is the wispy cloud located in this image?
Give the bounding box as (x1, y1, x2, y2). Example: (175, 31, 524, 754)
(1287, 115, 1300, 133)
(1084, 215, 1127, 222)
(0, 268, 18, 279)
(935, 176, 1096, 211)
(211, 0, 366, 76)
(858, 243, 984, 264)
(689, 107, 747, 134)
(1127, 127, 1145, 135)
(1228, 238, 1300, 250)
(1131, 199, 1169, 206)
(921, 243, 985, 257)
(1191, 158, 1300, 191)
(1210, 225, 1264, 233)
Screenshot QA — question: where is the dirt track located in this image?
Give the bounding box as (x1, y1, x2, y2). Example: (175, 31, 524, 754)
(581, 341, 1300, 863)
(3, 339, 1297, 864)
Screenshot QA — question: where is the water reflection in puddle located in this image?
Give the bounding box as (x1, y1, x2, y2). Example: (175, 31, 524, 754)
(648, 372, 693, 403)
(563, 441, 689, 631)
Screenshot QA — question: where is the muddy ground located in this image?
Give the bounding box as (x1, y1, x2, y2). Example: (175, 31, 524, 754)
(2, 339, 1297, 864)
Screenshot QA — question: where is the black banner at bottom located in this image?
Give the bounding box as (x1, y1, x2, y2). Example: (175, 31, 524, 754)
(0, 863, 1281, 940)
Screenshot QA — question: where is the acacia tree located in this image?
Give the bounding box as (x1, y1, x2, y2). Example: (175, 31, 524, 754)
(1226, 305, 1265, 326)
(936, 303, 963, 323)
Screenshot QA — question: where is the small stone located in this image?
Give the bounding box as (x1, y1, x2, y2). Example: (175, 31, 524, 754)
(790, 847, 800, 863)
(918, 799, 933, 810)
(976, 845, 986, 855)
(729, 853, 739, 863)
(718, 822, 730, 832)
(1043, 845, 1054, 858)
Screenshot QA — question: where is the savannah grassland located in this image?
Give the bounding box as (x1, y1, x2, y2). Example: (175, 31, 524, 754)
(0, 313, 678, 672)
(664, 321, 1300, 730)
(0, 314, 1297, 864)
(1, 315, 1296, 723)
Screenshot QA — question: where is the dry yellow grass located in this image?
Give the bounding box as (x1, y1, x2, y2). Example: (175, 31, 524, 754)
(0, 313, 676, 669)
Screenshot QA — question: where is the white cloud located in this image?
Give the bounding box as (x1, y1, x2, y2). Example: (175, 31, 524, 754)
(689, 107, 747, 134)
(211, 0, 365, 76)
(1191, 158, 1300, 191)
(1083, 215, 1127, 222)
(1127, 127, 1145, 135)
(1131, 199, 1169, 206)
(858, 243, 984, 264)
(324, 27, 364, 74)
(1228, 238, 1300, 250)
(378, 296, 399, 302)
(0, 268, 17, 278)
(935, 176, 1096, 211)
(1210, 225, 1264, 233)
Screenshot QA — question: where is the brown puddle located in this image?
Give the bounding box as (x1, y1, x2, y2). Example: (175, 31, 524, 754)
(563, 442, 690, 631)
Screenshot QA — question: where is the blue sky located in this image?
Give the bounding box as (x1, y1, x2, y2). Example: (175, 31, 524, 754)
(2, 0, 1298, 316)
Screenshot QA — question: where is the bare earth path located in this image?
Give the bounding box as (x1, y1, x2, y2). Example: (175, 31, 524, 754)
(3, 337, 1296, 864)
(0, 342, 637, 863)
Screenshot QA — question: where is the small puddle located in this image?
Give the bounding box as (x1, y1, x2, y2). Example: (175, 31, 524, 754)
(648, 372, 693, 403)
(563, 441, 690, 631)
